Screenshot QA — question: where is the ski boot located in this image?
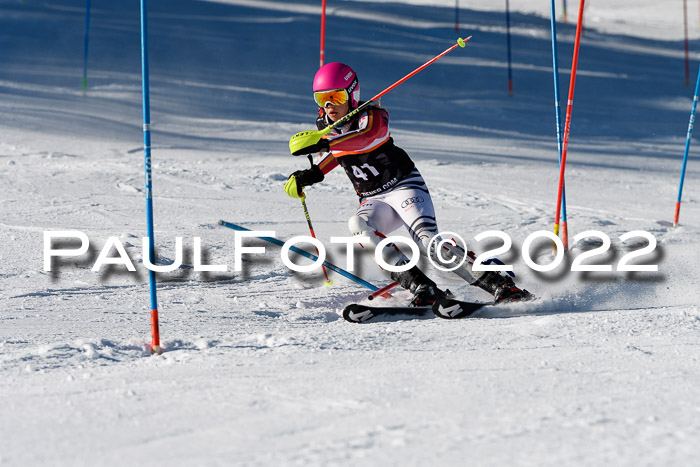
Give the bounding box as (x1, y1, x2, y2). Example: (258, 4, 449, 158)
(410, 283, 450, 307)
(473, 271, 533, 304)
(391, 265, 448, 307)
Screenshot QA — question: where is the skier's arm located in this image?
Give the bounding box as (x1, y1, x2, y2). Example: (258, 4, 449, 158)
(317, 153, 338, 174)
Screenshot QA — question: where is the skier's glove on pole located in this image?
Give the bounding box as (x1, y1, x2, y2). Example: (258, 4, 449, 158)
(284, 175, 304, 199)
(292, 137, 329, 156)
(284, 164, 324, 199)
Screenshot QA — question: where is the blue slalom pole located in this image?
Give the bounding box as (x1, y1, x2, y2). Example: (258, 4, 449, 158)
(674, 62, 700, 226)
(140, 0, 161, 353)
(81, 0, 91, 92)
(218, 220, 384, 293)
(505, 0, 513, 96)
(550, 0, 568, 243)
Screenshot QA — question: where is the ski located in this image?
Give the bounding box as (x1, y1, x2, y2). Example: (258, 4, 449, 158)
(343, 296, 534, 323)
(431, 298, 488, 319)
(342, 303, 431, 323)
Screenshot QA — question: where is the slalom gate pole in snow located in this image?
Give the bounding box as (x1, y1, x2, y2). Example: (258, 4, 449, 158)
(561, 0, 567, 22)
(553, 0, 586, 252)
(674, 62, 700, 226)
(685, 0, 690, 86)
(218, 220, 393, 296)
(140, 0, 161, 355)
(455, 0, 459, 33)
(505, 0, 513, 96)
(81, 0, 91, 92)
(319, 0, 326, 67)
(290, 36, 472, 155)
(367, 281, 399, 300)
(550, 0, 568, 250)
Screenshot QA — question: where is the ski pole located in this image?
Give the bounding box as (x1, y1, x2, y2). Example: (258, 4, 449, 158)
(219, 220, 385, 293)
(290, 36, 472, 155)
(299, 196, 332, 285)
(553, 0, 585, 252)
(674, 61, 700, 226)
(298, 158, 333, 285)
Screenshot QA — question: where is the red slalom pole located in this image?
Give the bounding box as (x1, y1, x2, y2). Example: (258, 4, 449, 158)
(320, 0, 327, 67)
(553, 0, 586, 252)
(368, 281, 399, 300)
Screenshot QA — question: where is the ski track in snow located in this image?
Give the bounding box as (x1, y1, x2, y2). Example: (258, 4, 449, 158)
(1, 0, 700, 465)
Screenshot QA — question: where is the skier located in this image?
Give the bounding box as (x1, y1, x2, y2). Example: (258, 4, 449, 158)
(285, 62, 531, 306)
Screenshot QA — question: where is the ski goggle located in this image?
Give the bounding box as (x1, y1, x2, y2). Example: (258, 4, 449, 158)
(313, 88, 348, 107)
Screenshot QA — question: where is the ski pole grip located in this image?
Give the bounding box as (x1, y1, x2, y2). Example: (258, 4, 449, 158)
(289, 126, 332, 155)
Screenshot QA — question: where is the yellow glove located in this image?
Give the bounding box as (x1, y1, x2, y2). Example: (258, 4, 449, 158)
(284, 174, 306, 200)
(284, 165, 324, 200)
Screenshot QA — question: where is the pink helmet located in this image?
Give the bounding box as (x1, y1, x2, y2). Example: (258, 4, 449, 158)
(313, 62, 360, 108)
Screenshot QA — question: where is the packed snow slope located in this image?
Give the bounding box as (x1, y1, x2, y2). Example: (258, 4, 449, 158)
(1, 0, 699, 466)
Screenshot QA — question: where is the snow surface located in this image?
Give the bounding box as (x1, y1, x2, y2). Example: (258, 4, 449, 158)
(1, 0, 699, 465)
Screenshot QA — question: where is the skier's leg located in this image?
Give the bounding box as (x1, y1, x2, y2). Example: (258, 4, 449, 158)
(381, 186, 532, 303)
(430, 238, 532, 302)
(349, 199, 442, 306)
(356, 187, 448, 305)
(348, 215, 408, 269)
